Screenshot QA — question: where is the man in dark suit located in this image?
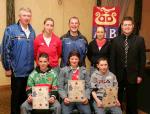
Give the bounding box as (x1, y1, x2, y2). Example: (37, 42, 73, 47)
(110, 16, 146, 114)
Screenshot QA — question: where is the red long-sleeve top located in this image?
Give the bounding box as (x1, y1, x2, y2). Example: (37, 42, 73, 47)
(34, 32, 62, 67)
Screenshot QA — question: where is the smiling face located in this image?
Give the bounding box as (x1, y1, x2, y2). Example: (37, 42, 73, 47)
(121, 20, 134, 36)
(19, 10, 32, 27)
(97, 60, 108, 74)
(38, 57, 49, 72)
(69, 17, 80, 34)
(43, 20, 54, 35)
(96, 26, 105, 40)
(69, 55, 80, 68)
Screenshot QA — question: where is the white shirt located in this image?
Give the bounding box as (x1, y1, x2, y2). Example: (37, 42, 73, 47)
(43, 36, 51, 46)
(21, 25, 30, 39)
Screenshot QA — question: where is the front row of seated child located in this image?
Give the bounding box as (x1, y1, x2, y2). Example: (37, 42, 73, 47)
(21, 50, 122, 114)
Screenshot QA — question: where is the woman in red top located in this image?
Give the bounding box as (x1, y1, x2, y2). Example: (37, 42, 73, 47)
(34, 18, 62, 73)
(87, 26, 111, 75)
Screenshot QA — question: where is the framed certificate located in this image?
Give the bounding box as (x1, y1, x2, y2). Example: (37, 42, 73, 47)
(32, 86, 49, 109)
(68, 80, 85, 102)
(102, 87, 118, 107)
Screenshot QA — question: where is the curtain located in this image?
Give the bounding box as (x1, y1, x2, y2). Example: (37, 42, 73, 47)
(134, 0, 142, 35)
(6, 0, 15, 26)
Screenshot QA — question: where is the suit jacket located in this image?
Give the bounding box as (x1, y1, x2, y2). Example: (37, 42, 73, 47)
(110, 33, 146, 84)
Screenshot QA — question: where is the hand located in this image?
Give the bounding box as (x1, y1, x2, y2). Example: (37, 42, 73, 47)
(95, 99, 103, 108)
(137, 77, 142, 84)
(27, 95, 32, 103)
(64, 97, 70, 105)
(48, 97, 55, 104)
(5, 70, 12, 77)
(115, 99, 121, 107)
(81, 97, 89, 105)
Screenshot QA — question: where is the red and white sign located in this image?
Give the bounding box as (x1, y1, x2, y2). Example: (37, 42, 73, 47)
(92, 6, 120, 39)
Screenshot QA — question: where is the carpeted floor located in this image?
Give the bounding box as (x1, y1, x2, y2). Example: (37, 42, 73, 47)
(0, 86, 11, 114)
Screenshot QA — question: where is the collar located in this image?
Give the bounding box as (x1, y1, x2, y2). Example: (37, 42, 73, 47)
(20, 24, 29, 32)
(68, 66, 79, 71)
(66, 30, 82, 38)
(17, 21, 33, 32)
(121, 32, 134, 39)
(35, 66, 52, 73)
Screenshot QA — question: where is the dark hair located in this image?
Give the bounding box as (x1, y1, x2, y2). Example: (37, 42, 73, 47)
(67, 50, 81, 66)
(121, 16, 134, 25)
(97, 25, 105, 32)
(69, 16, 80, 24)
(96, 57, 108, 66)
(38, 52, 49, 60)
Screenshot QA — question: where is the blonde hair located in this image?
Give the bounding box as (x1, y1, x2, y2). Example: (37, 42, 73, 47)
(19, 7, 32, 15)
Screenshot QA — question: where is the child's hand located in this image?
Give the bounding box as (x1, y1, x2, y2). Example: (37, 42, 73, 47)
(48, 97, 55, 104)
(115, 99, 121, 106)
(81, 97, 89, 105)
(64, 97, 70, 105)
(27, 95, 32, 103)
(96, 99, 103, 108)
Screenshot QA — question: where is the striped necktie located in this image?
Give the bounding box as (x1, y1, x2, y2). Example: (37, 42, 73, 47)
(124, 37, 129, 67)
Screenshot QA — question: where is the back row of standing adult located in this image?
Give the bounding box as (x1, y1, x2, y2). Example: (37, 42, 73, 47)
(60, 16, 88, 67)
(110, 17, 146, 114)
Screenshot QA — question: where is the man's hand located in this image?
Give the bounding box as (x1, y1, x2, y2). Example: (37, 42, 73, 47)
(5, 70, 12, 77)
(64, 97, 70, 105)
(48, 97, 55, 104)
(137, 77, 142, 84)
(27, 95, 32, 103)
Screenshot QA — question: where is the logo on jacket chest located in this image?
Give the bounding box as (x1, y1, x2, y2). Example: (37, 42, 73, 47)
(97, 79, 110, 84)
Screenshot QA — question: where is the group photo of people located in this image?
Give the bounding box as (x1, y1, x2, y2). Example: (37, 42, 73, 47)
(0, 0, 150, 114)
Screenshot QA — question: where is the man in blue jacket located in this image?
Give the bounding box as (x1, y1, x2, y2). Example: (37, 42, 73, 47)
(60, 16, 88, 67)
(1, 7, 35, 114)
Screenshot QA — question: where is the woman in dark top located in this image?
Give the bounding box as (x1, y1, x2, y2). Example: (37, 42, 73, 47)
(87, 26, 111, 75)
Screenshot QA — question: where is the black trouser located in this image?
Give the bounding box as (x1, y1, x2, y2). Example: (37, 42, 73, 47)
(118, 68, 138, 114)
(11, 74, 28, 114)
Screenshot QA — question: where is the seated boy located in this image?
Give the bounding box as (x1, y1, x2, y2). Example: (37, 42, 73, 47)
(90, 57, 122, 114)
(21, 53, 61, 114)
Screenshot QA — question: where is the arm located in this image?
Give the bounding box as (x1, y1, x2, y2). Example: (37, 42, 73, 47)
(49, 72, 59, 104)
(51, 72, 59, 99)
(80, 70, 91, 104)
(90, 73, 103, 107)
(57, 39, 62, 58)
(84, 69, 91, 100)
(87, 43, 92, 62)
(92, 91, 103, 107)
(58, 68, 68, 99)
(26, 73, 35, 97)
(1, 27, 13, 76)
(33, 38, 38, 61)
(26, 72, 35, 103)
(58, 68, 71, 104)
(113, 74, 120, 106)
(109, 39, 117, 74)
(137, 37, 146, 84)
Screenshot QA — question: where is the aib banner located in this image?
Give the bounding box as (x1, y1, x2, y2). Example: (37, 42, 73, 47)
(92, 6, 120, 39)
